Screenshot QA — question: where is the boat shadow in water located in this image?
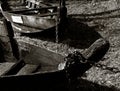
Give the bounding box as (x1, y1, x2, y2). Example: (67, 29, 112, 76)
(21, 17, 102, 49)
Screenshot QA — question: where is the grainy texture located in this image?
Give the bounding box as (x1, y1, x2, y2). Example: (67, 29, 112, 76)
(16, 64, 39, 75)
(66, 0, 120, 90)
(13, 0, 120, 91)
(0, 62, 15, 76)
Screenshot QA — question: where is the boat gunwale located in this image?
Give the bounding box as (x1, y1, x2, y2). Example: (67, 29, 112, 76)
(9, 6, 58, 13)
(4, 11, 58, 18)
(0, 1, 58, 17)
(0, 68, 65, 78)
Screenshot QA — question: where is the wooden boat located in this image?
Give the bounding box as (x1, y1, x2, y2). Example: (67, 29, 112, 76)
(0, 1, 110, 90)
(0, 0, 67, 33)
(0, 37, 109, 90)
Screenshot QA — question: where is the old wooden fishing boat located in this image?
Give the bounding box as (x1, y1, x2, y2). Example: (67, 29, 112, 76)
(0, 0, 110, 90)
(0, 36, 109, 90)
(0, 13, 110, 91)
(0, 0, 67, 33)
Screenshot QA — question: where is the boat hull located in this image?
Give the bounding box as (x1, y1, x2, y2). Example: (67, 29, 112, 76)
(3, 11, 57, 30)
(0, 41, 68, 90)
(0, 1, 58, 33)
(0, 70, 68, 91)
(12, 22, 53, 33)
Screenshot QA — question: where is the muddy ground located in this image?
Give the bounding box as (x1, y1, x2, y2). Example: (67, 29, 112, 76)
(13, 0, 120, 91)
(67, 0, 120, 91)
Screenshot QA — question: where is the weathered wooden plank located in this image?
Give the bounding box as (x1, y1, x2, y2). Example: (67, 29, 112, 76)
(0, 62, 15, 76)
(16, 64, 40, 75)
(23, 44, 64, 66)
(10, 6, 57, 13)
(37, 65, 58, 73)
(3, 60, 25, 75)
(12, 23, 44, 33)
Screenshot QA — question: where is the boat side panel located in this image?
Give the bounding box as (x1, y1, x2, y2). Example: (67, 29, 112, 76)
(3, 11, 56, 30)
(12, 23, 44, 33)
(17, 42, 65, 66)
(0, 70, 68, 91)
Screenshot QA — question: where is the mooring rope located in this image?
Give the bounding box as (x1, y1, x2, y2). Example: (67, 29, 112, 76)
(55, 12, 59, 44)
(55, 7, 59, 53)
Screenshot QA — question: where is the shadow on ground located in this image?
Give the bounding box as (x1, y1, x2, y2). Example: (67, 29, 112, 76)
(15, 16, 115, 91)
(69, 8, 120, 17)
(64, 78, 120, 91)
(21, 17, 101, 49)
(68, 8, 120, 22)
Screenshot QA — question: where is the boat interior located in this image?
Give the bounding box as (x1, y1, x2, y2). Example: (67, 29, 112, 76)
(0, 43, 65, 77)
(2, 0, 58, 16)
